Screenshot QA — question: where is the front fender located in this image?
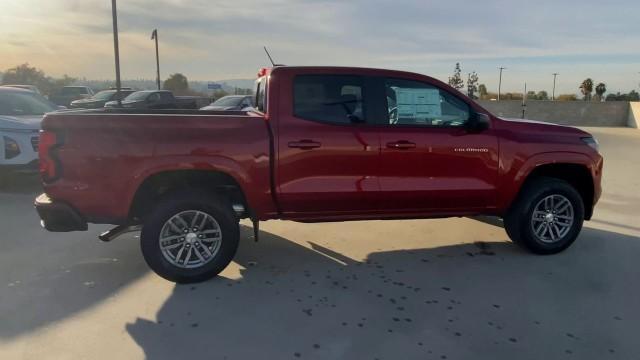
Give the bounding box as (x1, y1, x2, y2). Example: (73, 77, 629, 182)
(497, 151, 596, 212)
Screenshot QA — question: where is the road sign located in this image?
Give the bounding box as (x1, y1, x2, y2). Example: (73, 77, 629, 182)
(208, 82, 222, 90)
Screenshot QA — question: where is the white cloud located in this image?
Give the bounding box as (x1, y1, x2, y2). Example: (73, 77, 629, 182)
(1, 0, 639, 93)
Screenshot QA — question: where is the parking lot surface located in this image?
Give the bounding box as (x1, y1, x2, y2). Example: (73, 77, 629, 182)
(0, 127, 638, 360)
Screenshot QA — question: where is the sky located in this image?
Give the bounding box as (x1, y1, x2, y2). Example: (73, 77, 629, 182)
(1, 0, 639, 94)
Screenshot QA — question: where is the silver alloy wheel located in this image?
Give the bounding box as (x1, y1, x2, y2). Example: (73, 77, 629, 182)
(159, 210, 222, 269)
(530, 194, 574, 243)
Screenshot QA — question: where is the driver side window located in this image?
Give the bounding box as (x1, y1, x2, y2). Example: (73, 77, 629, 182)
(385, 78, 470, 127)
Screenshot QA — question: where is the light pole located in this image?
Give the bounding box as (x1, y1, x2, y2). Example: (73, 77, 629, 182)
(552, 73, 559, 101)
(151, 29, 161, 90)
(111, 0, 122, 107)
(498, 67, 506, 101)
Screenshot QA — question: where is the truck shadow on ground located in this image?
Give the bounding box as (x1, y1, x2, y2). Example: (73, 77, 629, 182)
(0, 226, 148, 339)
(125, 224, 639, 360)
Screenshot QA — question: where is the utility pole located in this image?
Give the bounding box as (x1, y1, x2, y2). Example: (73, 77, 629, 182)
(111, 0, 122, 107)
(498, 67, 506, 101)
(151, 29, 161, 90)
(521, 82, 527, 119)
(552, 73, 559, 101)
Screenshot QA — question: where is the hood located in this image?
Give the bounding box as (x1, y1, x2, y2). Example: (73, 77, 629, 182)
(105, 100, 143, 108)
(499, 117, 591, 136)
(71, 98, 99, 104)
(199, 105, 236, 111)
(501, 117, 563, 126)
(71, 99, 103, 107)
(0, 114, 44, 131)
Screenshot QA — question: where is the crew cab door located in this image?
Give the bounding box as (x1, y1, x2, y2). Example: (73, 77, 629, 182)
(275, 73, 380, 215)
(373, 77, 499, 212)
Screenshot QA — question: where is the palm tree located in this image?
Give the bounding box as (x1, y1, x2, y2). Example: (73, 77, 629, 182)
(594, 82, 606, 102)
(579, 78, 594, 101)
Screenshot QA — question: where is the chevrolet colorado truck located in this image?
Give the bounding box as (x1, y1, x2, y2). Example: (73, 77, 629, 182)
(34, 66, 603, 283)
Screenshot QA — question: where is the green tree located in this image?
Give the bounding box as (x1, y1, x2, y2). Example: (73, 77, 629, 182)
(606, 90, 639, 101)
(448, 63, 464, 91)
(478, 84, 488, 98)
(1, 63, 76, 95)
(557, 94, 578, 101)
(466, 71, 479, 99)
(536, 91, 549, 100)
(1, 63, 51, 94)
(579, 78, 594, 101)
(594, 82, 606, 102)
(163, 73, 189, 94)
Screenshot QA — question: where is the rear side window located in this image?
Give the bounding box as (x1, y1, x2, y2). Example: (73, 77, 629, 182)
(293, 75, 364, 124)
(148, 93, 160, 102)
(160, 92, 173, 102)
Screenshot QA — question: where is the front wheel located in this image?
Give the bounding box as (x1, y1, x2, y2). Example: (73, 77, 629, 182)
(504, 177, 585, 254)
(140, 190, 239, 283)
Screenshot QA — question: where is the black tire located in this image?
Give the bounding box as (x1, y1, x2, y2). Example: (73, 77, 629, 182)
(140, 189, 239, 283)
(504, 177, 584, 254)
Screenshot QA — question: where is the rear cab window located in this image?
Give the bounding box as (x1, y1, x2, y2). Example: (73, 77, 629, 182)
(293, 75, 365, 124)
(254, 76, 267, 113)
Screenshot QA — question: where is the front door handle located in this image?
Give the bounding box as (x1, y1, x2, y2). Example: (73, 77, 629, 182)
(288, 139, 322, 150)
(386, 140, 416, 149)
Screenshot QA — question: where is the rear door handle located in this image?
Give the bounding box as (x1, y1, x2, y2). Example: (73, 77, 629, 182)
(386, 140, 416, 149)
(288, 140, 322, 150)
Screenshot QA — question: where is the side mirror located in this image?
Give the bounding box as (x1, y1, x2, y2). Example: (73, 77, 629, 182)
(347, 114, 365, 123)
(467, 112, 490, 132)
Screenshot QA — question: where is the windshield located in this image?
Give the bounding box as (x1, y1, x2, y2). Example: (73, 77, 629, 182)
(0, 91, 57, 116)
(212, 96, 244, 107)
(124, 91, 151, 101)
(92, 90, 117, 101)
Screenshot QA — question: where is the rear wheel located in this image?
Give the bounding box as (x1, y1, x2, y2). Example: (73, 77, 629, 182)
(504, 177, 584, 254)
(140, 190, 239, 283)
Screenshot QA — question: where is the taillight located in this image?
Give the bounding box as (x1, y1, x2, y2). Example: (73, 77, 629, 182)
(38, 130, 62, 182)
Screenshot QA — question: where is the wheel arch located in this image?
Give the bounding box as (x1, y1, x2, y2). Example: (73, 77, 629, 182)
(128, 168, 251, 224)
(503, 153, 596, 220)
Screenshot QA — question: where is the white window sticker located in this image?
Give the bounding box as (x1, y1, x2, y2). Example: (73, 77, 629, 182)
(394, 88, 441, 120)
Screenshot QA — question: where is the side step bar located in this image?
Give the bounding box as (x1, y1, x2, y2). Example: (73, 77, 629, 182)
(99, 224, 142, 242)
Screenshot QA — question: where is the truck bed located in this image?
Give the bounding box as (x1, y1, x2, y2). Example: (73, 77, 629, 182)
(40, 108, 275, 223)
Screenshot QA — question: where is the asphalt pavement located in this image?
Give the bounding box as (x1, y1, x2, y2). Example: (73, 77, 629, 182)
(0, 127, 638, 360)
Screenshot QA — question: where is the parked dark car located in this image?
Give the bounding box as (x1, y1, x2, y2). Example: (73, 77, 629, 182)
(105, 90, 207, 109)
(49, 86, 94, 106)
(70, 89, 136, 109)
(200, 95, 253, 111)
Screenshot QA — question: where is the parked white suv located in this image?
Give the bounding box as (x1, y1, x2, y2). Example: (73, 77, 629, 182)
(0, 87, 59, 175)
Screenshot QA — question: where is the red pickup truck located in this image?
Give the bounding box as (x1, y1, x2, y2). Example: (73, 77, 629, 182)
(35, 66, 603, 283)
